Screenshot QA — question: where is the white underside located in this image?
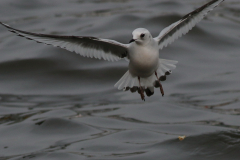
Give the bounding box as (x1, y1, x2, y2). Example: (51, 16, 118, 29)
(114, 58, 178, 90)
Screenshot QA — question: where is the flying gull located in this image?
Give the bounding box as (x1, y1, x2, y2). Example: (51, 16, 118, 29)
(0, 0, 224, 101)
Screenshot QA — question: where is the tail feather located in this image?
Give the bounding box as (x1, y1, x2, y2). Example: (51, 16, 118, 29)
(114, 71, 136, 90)
(145, 87, 154, 97)
(114, 58, 178, 96)
(156, 59, 178, 76)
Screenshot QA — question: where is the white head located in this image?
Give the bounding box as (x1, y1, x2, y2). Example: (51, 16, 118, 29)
(129, 28, 152, 45)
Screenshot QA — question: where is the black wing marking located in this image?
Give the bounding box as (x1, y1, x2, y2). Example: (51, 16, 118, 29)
(155, 0, 224, 49)
(0, 22, 128, 61)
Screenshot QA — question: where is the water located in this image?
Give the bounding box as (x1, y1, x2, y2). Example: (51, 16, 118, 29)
(0, 0, 240, 159)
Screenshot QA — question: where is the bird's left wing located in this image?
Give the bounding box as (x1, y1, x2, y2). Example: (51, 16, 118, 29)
(154, 0, 224, 50)
(0, 22, 128, 61)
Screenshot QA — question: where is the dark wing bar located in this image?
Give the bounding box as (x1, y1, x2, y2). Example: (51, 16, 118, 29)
(0, 22, 128, 61)
(155, 0, 224, 49)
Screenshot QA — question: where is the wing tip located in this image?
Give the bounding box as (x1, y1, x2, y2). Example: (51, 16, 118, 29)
(0, 21, 10, 27)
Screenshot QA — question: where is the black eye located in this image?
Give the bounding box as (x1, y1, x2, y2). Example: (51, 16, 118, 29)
(140, 34, 145, 38)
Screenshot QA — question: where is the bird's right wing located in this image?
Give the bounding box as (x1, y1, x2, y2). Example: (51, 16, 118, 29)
(0, 22, 129, 61)
(154, 0, 224, 50)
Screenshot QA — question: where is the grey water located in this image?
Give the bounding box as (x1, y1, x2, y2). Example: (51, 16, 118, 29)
(0, 0, 240, 159)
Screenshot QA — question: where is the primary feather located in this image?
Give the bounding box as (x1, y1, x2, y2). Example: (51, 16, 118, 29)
(0, 22, 128, 62)
(155, 0, 224, 49)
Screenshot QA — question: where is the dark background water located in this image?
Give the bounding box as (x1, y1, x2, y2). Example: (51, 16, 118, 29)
(0, 0, 240, 159)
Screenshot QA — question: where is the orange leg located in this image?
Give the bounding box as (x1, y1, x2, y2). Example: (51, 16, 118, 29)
(155, 72, 164, 96)
(138, 76, 145, 101)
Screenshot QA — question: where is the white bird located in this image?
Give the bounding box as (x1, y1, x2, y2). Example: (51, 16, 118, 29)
(0, 0, 224, 101)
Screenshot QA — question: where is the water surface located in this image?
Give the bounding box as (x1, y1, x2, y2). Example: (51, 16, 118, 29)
(0, 0, 240, 159)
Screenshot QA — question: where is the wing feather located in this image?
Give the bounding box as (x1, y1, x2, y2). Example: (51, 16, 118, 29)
(0, 22, 128, 61)
(155, 0, 224, 50)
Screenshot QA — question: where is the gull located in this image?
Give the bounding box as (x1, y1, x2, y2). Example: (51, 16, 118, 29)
(0, 0, 224, 101)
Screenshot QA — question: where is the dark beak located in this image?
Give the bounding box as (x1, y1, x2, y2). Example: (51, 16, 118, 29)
(129, 39, 135, 43)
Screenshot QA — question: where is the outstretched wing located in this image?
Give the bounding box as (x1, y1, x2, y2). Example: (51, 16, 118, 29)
(0, 22, 128, 61)
(154, 0, 224, 50)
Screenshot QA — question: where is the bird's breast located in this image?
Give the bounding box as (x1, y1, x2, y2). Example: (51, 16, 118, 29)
(128, 46, 159, 77)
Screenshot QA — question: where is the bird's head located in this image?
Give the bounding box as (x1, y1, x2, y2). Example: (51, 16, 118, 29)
(129, 28, 152, 45)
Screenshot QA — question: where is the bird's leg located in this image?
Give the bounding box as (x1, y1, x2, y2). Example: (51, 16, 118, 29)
(155, 71, 164, 96)
(138, 76, 145, 101)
